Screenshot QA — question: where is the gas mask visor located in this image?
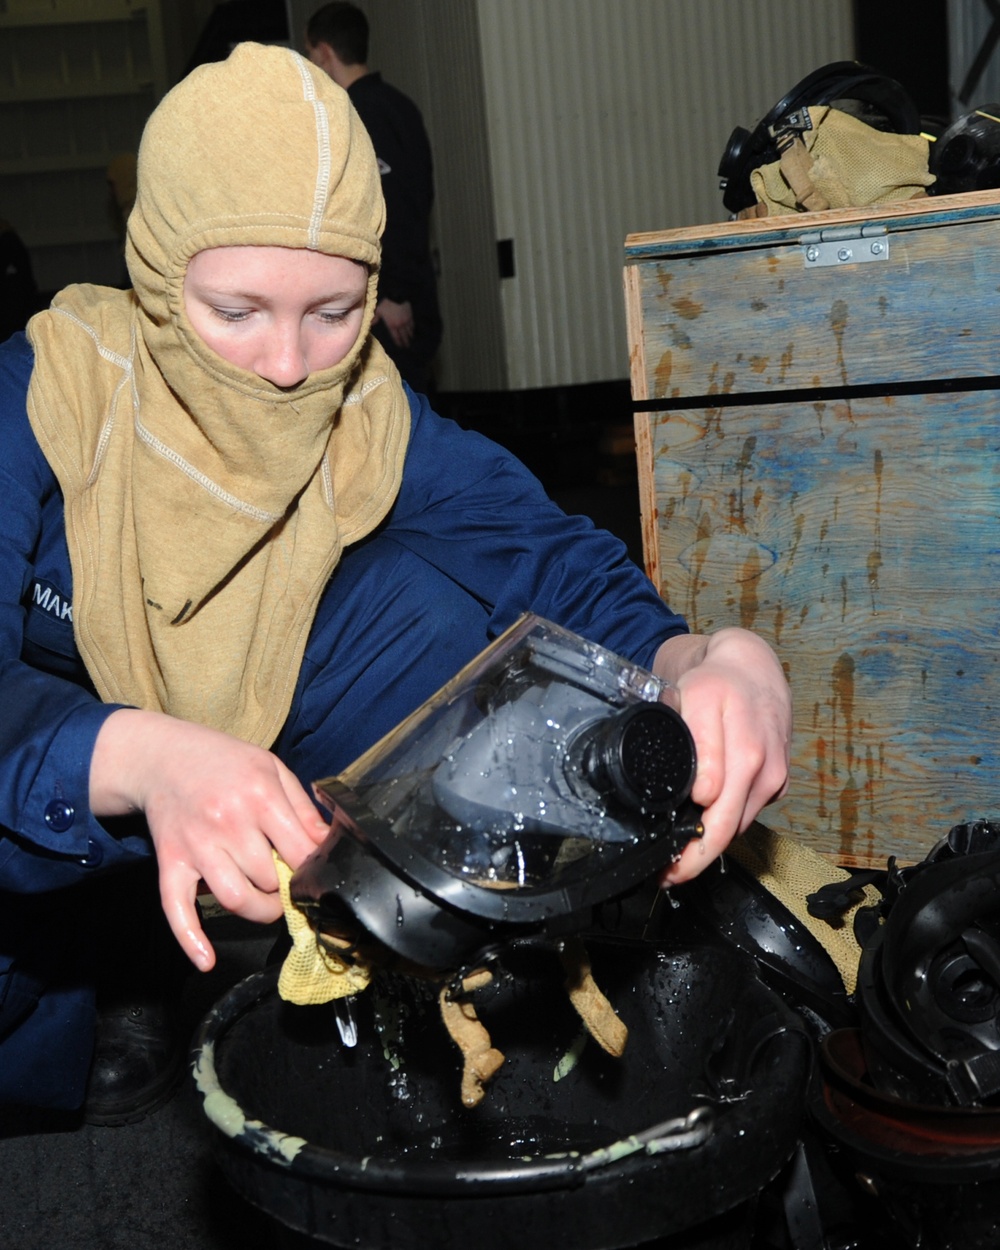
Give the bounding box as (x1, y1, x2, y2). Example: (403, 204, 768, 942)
(291, 614, 702, 971)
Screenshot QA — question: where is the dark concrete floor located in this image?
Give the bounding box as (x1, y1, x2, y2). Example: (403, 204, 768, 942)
(0, 909, 281, 1250)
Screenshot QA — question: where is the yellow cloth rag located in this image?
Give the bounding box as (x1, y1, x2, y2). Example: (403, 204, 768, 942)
(274, 852, 372, 1006)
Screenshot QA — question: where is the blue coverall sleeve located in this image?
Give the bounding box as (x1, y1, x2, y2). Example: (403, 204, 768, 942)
(386, 388, 688, 671)
(0, 334, 143, 888)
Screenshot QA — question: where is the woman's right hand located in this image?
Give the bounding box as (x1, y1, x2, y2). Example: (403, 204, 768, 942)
(90, 708, 331, 970)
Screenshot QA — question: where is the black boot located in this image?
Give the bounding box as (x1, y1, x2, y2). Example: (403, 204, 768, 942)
(82, 864, 192, 1126)
(84, 995, 187, 1126)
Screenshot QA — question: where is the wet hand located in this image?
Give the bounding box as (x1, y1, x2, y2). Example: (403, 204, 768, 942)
(90, 709, 330, 970)
(653, 628, 791, 883)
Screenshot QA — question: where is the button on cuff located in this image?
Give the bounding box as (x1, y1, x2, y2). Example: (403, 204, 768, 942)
(79, 838, 103, 868)
(43, 798, 75, 833)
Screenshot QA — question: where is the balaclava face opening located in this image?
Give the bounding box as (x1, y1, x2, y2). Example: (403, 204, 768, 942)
(128, 40, 385, 410)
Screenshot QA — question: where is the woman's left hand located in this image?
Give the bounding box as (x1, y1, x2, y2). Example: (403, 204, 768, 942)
(653, 627, 791, 883)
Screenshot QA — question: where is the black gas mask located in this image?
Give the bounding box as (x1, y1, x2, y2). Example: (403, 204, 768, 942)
(855, 819, 1000, 1107)
(291, 615, 702, 971)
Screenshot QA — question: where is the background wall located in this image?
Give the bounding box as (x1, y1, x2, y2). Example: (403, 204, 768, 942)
(948, 0, 1000, 110)
(6, 1, 970, 394)
(0, 0, 170, 294)
(290, 0, 856, 390)
(475, 0, 855, 390)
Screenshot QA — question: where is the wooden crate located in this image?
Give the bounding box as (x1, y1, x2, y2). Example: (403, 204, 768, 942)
(624, 190, 1000, 869)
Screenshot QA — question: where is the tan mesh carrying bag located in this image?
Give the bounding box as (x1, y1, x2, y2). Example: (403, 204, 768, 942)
(740, 104, 934, 219)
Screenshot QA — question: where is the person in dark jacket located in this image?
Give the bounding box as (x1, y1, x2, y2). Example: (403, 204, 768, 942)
(306, 2, 443, 392)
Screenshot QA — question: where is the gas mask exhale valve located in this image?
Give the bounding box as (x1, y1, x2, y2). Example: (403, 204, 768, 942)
(291, 615, 702, 972)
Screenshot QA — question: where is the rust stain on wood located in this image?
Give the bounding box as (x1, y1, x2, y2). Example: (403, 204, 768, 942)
(739, 546, 762, 629)
(706, 365, 736, 397)
(813, 400, 827, 436)
(839, 779, 859, 855)
(749, 356, 769, 373)
(671, 296, 704, 320)
(830, 298, 851, 396)
(685, 512, 713, 627)
(654, 350, 673, 394)
(785, 512, 805, 573)
(815, 728, 828, 821)
(833, 654, 856, 747)
(779, 345, 794, 384)
(731, 435, 757, 531)
(868, 447, 884, 606)
(832, 652, 858, 856)
(873, 448, 884, 517)
(867, 550, 883, 600)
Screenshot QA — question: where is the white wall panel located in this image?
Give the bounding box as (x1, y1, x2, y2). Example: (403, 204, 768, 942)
(948, 0, 1000, 115)
(404, 0, 507, 391)
(477, 0, 855, 390)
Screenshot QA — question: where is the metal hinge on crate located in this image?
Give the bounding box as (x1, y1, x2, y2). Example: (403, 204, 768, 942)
(800, 224, 889, 268)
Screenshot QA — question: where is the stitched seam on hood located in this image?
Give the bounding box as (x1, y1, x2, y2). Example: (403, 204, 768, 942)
(133, 417, 285, 523)
(295, 56, 331, 249)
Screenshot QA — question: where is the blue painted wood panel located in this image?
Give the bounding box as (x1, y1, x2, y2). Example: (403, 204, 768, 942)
(636, 391, 1000, 868)
(625, 192, 1000, 401)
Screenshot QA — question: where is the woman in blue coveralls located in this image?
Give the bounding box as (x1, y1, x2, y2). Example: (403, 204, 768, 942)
(0, 44, 791, 1125)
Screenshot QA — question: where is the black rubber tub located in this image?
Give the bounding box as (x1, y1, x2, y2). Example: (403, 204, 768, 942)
(192, 937, 810, 1249)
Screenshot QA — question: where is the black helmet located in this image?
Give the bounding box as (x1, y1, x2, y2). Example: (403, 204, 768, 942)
(810, 822, 1000, 1250)
(718, 60, 923, 214)
(855, 820, 1000, 1107)
(666, 849, 858, 1035)
(930, 106, 1000, 195)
